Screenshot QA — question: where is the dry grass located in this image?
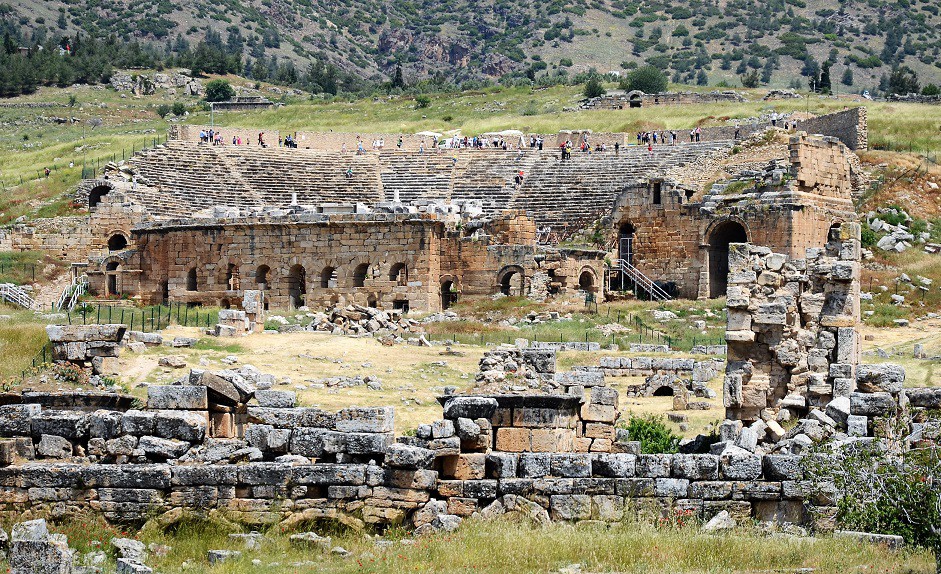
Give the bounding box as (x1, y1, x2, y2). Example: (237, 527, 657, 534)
(6, 513, 931, 574)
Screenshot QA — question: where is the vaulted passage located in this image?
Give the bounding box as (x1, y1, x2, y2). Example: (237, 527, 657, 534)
(708, 221, 748, 298)
(288, 264, 306, 309)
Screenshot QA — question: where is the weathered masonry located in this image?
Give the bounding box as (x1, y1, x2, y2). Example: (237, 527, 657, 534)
(97, 210, 604, 311)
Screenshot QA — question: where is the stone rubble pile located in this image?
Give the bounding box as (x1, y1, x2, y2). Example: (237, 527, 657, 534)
(472, 346, 558, 391)
(46, 324, 127, 376)
(272, 305, 420, 337)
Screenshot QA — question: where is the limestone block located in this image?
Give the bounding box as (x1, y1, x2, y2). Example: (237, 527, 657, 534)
(36, 435, 71, 459)
(254, 390, 296, 408)
(581, 403, 616, 423)
(846, 415, 869, 437)
(719, 447, 762, 480)
(591, 494, 624, 521)
(671, 454, 719, 480)
(10, 519, 73, 574)
(121, 410, 156, 436)
(336, 407, 394, 433)
(247, 407, 336, 429)
(590, 386, 618, 406)
(518, 453, 551, 477)
(856, 364, 905, 394)
(591, 453, 636, 477)
(0, 404, 41, 436)
(31, 410, 86, 439)
(442, 397, 498, 420)
(486, 452, 518, 478)
(495, 427, 530, 452)
(636, 454, 672, 477)
(153, 410, 207, 442)
(849, 392, 896, 417)
(442, 453, 485, 480)
(654, 478, 689, 498)
(455, 418, 481, 440)
(386, 444, 435, 469)
(550, 494, 591, 521)
(762, 455, 803, 481)
(532, 428, 574, 452)
(550, 453, 591, 478)
(431, 419, 455, 438)
(147, 386, 208, 410)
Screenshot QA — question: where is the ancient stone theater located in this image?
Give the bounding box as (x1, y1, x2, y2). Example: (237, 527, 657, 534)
(3, 107, 865, 311)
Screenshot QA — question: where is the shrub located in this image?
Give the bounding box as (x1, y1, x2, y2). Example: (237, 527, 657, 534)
(619, 65, 668, 93)
(171, 102, 186, 116)
(414, 94, 431, 109)
(155, 104, 171, 118)
(860, 225, 877, 247)
(204, 79, 235, 103)
(621, 413, 680, 454)
(583, 76, 606, 98)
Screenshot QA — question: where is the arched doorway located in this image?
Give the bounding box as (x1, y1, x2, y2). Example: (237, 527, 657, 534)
(106, 261, 120, 296)
(652, 386, 674, 397)
(708, 220, 748, 298)
(389, 262, 408, 285)
(498, 266, 525, 296)
(107, 233, 128, 251)
(579, 270, 596, 292)
(225, 263, 240, 291)
(441, 280, 457, 310)
(353, 263, 370, 288)
(256, 265, 270, 291)
(288, 264, 306, 309)
(321, 266, 337, 288)
(88, 185, 111, 210)
(186, 268, 198, 291)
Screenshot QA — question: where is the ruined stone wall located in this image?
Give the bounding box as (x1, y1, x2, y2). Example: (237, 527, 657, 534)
(723, 222, 861, 423)
(129, 215, 443, 311)
(796, 108, 867, 151)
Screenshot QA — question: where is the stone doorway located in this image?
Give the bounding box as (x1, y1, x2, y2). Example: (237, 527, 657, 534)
(288, 264, 306, 309)
(708, 221, 748, 298)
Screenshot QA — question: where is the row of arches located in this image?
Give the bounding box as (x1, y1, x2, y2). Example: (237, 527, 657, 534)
(184, 261, 411, 309)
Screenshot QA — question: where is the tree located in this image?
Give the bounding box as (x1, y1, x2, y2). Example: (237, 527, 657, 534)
(619, 65, 668, 93)
(414, 94, 430, 109)
(583, 75, 606, 98)
(819, 61, 832, 94)
(696, 68, 708, 86)
(924, 84, 941, 97)
(740, 69, 760, 88)
(155, 104, 171, 118)
(888, 65, 920, 95)
(171, 102, 185, 116)
(842, 67, 854, 86)
(204, 79, 235, 102)
(391, 64, 404, 89)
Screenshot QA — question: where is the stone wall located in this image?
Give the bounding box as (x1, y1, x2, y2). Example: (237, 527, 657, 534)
(723, 222, 861, 423)
(796, 107, 867, 151)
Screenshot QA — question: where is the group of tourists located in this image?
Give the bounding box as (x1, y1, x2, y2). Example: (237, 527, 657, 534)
(198, 129, 225, 146)
(278, 134, 299, 148)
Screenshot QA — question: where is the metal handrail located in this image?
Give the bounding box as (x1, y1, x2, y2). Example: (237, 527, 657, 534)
(0, 283, 35, 309)
(613, 258, 672, 301)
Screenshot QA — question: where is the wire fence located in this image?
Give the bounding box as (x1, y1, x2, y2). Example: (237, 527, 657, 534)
(869, 140, 940, 165)
(0, 133, 169, 192)
(0, 261, 37, 283)
(62, 302, 220, 333)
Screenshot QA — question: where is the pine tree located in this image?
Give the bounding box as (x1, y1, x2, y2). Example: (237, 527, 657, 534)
(391, 64, 404, 89)
(841, 67, 854, 86)
(819, 62, 832, 94)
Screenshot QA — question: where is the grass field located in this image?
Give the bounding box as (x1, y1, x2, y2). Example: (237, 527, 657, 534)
(2, 512, 930, 574)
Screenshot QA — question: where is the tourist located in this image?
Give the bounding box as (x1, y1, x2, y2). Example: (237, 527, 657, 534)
(232, 136, 237, 145)
(695, 127, 701, 142)
(43, 167, 50, 178)
(345, 166, 353, 179)
(419, 141, 424, 154)
(614, 141, 620, 154)
(258, 132, 265, 147)
(647, 141, 653, 155)
(689, 129, 695, 143)
(771, 111, 778, 127)
(278, 136, 283, 147)
(537, 137, 543, 151)
(397, 136, 403, 149)
(734, 126, 740, 140)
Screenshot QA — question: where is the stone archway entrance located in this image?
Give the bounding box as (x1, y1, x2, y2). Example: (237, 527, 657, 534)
(105, 261, 120, 296)
(288, 264, 306, 309)
(441, 280, 457, 310)
(498, 266, 525, 296)
(708, 220, 748, 298)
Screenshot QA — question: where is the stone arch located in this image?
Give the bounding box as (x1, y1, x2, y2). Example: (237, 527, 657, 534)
(224, 262, 240, 291)
(220, 298, 231, 309)
(441, 277, 458, 310)
(706, 219, 749, 298)
(389, 262, 408, 284)
(85, 181, 116, 210)
(256, 265, 271, 290)
(107, 232, 128, 251)
(652, 386, 674, 397)
(578, 268, 597, 293)
(288, 264, 307, 309)
(353, 263, 370, 288)
(497, 265, 526, 296)
(627, 90, 644, 108)
(321, 266, 338, 289)
(186, 268, 198, 291)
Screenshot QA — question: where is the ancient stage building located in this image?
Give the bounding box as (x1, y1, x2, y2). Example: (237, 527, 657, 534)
(1, 110, 863, 311)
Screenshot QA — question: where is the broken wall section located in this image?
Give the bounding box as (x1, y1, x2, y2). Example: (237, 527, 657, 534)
(724, 222, 861, 423)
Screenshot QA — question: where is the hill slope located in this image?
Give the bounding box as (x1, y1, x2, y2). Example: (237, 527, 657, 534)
(2, 0, 941, 90)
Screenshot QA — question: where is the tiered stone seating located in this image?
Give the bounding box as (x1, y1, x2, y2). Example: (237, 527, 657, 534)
(225, 146, 382, 206)
(378, 152, 458, 203)
(507, 142, 732, 232)
(125, 142, 264, 211)
(117, 140, 733, 227)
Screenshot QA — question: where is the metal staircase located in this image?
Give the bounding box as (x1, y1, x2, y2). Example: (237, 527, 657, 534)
(54, 274, 88, 311)
(612, 258, 672, 301)
(0, 283, 35, 309)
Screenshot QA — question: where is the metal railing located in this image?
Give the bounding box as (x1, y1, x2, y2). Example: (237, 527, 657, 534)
(613, 259, 672, 301)
(0, 283, 35, 309)
(55, 274, 88, 311)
